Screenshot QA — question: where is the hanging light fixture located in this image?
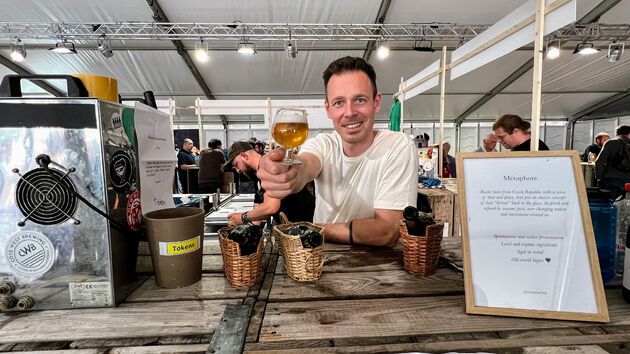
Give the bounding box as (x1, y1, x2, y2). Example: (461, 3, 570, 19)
(573, 41, 600, 55)
(195, 40, 209, 62)
(50, 39, 77, 54)
(285, 30, 297, 59)
(412, 39, 435, 52)
(237, 41, 256, 55)
(546, 40, 560, 59)
(607, 41, 624, 62)
(236, 22, 256, 55)
(285, 41, 297, 59)
(10, 38, 26, 62)
(97, 36, 113, 58)
(377, 41, 390, 59)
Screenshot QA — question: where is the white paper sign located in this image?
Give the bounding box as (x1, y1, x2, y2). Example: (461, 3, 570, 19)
(461, 154, 598, 314)
(134, 102, 176, 214)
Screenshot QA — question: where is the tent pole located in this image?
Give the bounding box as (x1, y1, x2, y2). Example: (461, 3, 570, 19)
(439, 46, 447, 178)
(530, 0, 546, 151)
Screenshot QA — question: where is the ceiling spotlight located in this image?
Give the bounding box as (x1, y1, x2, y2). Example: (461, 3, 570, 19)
(97, 36, 113, 58)
(50, 40, 77, 54)
(237, 42, 256, 55)
(607, 41, 624, 62)
(546, 40, 560, 59)
(195, 40, 209, 62)
(377, 42, 390, 59)
(412, 39, 435, 52)
(10, 38, 26, 62)
(285, 41, 297, 59)
(573, 41, 600, 55)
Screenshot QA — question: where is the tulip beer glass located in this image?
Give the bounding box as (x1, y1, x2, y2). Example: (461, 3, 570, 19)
(272, 108, 309, 165)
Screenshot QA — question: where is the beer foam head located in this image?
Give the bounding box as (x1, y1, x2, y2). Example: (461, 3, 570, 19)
(274, 108, 307, 123)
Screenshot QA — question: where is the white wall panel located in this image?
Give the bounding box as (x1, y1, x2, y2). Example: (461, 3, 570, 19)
(459, 125, 478, 152)
(593, 118, 618, 138)
(572, 120, 593, 152)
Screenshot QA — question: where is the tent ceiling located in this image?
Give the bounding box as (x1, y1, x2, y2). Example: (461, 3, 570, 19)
(0, 0, 629, 123)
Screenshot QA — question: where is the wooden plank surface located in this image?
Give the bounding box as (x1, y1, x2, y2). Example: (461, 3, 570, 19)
(269, 269, 463, 302)
(258, 292, 630, 343)
(440, 236, 463, 268)
(245, 332, 630, 353)
(136, 255, 224, 273)
(125, 274, 247, 302)
(6, 350, 101, 354)
(417, 188, 456, 197)
(276, 252, 402, 274)
(109, 344, 209, 353)
(0, 299, 240, 343)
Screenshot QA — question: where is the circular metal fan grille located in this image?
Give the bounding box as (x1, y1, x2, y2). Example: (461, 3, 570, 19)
(15, 168, 78, 225)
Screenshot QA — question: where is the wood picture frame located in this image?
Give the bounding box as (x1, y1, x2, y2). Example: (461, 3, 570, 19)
(456, 150, 609, 322)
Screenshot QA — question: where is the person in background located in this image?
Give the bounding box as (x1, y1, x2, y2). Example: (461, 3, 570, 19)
(475, 133, 498, 152)
(198, 139, 225, 194)
(442, 142, 456, 178)
(492, 114, 549, 151)
(177, 138, 196, 193)
(583, 132, 610, 162)
(595, 125, 630, 199)
(225, 141, 315, 225)
(254, 142, 265, 155)
(257, 56, 418, 247)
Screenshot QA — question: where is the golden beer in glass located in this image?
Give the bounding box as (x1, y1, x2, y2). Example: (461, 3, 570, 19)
(272, 108, 309, 165)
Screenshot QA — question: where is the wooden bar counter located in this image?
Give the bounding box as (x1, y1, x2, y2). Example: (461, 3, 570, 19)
(1, 237, 629, 353)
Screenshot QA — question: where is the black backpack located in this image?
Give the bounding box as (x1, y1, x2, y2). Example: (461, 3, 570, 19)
(612, 138, 630, 171)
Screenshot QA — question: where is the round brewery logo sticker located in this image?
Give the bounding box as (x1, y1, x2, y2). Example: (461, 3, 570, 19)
(110, 150, 133, 193)
(5, 231, 55, 277)
(126, 190, 142, 231)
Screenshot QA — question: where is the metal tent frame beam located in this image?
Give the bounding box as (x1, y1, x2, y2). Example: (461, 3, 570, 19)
(2, 22, 629, 42)
(144, 0, 228, 127)
(363, 0, 392, 61)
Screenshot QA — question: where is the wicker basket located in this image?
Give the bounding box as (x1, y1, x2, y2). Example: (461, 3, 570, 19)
(399, 220, 444, 276)
(274, 222, 325, 282)
(218, 226, 265, 287)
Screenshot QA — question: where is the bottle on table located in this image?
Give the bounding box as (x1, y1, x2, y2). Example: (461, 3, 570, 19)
(228, 224, 262, 256)
(403, 206, 435, 236)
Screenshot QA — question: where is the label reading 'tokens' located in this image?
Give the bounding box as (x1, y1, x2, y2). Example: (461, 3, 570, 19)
(158, 236, 200, 256)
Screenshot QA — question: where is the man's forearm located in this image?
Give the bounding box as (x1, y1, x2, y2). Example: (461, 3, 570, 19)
(320, 214, 401, 248)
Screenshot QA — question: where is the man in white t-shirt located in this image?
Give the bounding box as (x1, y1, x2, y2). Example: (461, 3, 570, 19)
(257, 56, 418, 247)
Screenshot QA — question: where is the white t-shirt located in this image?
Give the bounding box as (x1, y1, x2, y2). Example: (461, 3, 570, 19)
(299, 129, 418, 224)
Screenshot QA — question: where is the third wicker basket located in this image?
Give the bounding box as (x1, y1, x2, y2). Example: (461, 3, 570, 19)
(399, 220, 444, 276)
(274, 222, 325, 282)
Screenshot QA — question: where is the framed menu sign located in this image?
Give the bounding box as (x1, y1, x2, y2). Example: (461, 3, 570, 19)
(456, 151, 608, 322)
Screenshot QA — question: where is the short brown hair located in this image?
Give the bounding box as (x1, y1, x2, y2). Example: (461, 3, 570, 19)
(492, 114, 531, 134)
(616, 125, 630, 136)
(323, 56, 378, 99)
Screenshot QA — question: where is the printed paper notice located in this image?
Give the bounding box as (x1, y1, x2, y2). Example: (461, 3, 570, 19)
(140, 160, 176, 214)
(134, 102, 176, 214)
(462, 156, 597, 313)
